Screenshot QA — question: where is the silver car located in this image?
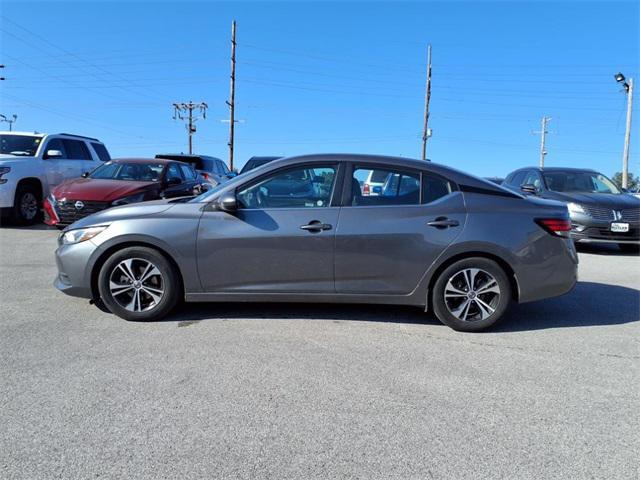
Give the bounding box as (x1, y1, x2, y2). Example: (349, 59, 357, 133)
(54, 154, 578, 332)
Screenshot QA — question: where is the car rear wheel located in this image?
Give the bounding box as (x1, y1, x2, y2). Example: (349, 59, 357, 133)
(432, 257, 511, 332)
(12, 184, 42, 225)
(97, 247, 180, 321)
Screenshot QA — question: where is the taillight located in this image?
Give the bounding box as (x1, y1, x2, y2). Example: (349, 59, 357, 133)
(535, 218, 572, 237)
(202, 172, 210, 181)
(363, 183, 370, 195)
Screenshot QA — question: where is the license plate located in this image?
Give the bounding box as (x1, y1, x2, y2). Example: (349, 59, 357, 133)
(611, 222, 629, 233)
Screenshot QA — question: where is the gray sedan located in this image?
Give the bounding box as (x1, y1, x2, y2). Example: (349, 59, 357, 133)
(54, 154, 578, 332)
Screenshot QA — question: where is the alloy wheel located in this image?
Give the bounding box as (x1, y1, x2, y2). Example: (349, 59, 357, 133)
(108, 258, 165, 312)
(20, 192, 38, 220)
(443, 268, 501, 322)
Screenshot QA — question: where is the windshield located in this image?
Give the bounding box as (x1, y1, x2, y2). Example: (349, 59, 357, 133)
(0, 134, 42, 156)
(90, 162, 164, 181)
(543, 171, 621, 194)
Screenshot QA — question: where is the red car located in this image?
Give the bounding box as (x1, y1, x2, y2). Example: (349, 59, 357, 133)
(44, 158, 205, 227)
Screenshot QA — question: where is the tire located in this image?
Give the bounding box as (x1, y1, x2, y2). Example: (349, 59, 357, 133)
(12, 184, 42, 225)
(432, 257, 512, 332)
(97, 246, 181, 321)
(619, 243, 639, 254)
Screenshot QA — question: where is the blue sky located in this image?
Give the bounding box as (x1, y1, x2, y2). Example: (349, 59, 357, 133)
(1, 0, 638, 176)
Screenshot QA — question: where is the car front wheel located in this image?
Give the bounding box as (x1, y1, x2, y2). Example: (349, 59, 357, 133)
(97, 246, 181, 321)
(432, 257, 511, 332)
(13, 184, 42, 225)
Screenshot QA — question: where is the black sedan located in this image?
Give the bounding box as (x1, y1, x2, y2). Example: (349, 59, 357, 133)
(504, 167, 640, 251)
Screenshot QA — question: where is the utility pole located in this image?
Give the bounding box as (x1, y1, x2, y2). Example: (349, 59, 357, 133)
(0, 114, 17, 131)
(172, 101, 208, 154)
(421, 44, 432, 161)
(536, 116, 551, 169)
(227, 20, 237, 171)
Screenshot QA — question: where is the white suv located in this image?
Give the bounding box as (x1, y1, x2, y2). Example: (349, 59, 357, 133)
(0, 132, 111, 224)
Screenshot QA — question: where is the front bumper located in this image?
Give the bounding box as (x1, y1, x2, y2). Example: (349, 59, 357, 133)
(50, 198, 111, 227)
(0, 180, 17, 209)
(570, 224, 640, 244)
(54, 237, 98, 299)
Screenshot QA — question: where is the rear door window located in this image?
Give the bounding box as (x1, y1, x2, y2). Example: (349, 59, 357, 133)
(91, 142, 111, 161)
(166, 163, 184, 182)
(352, 167, 420, 206)
(63, 140, 92, 160)
(179, 164, 197, 180)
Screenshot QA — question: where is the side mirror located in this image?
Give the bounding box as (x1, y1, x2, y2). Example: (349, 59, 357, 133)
(81, 172, 90, 178)
(521, 184, 538, 195)
(216, 192, 238, 213)
(44, 149, 63, 159)
(166, 177, 182, 186)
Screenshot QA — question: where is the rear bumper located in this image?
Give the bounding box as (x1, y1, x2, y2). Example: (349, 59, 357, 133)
(517, 238, 578, 304)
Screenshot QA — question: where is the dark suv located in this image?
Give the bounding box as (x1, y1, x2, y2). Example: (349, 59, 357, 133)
(155, 154, 235, 186)
(504, 167, 640, 251)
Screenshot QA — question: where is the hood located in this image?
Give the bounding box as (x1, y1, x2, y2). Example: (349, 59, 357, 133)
(52, 178, 158, 202)
(543, 190, 640, 209)
(64, 199, 175, 230)
(0, 154, 36, 161)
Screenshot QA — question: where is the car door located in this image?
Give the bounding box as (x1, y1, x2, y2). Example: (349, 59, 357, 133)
(41, 138, 76, 188)
(334, 164, 466, 294)
(62, 139, 93, 178)
(196, 163, 341, 293)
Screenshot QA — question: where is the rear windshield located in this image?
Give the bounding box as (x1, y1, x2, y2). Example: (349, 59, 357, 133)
(0, 134, 42, 156)
(90, 162, 164, 181)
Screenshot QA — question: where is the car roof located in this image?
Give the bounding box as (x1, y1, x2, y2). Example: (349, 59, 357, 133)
(111, 158, 177, 165)
(513, 166, 599, 173)
(155, 153, 223, 161)
(0, 131, 46, 137)
(239, 153, 519, 196)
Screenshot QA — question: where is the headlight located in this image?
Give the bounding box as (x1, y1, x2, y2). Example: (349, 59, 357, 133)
(62, 226, 108, 245)
(111, 192, 145, 206)
(567, 202, 586, 215)
(0, 166, 10, 184)
(48, 194, 56, 206)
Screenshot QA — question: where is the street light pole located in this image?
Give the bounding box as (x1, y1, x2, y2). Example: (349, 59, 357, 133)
(622, 78, 633, 189)
(615, 73, 634, 189)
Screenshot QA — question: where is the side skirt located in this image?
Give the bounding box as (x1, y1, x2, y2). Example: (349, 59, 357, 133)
(185, 291, 426, 307)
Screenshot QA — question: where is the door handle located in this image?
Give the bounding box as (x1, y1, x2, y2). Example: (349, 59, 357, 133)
(427, 217, 460, 229)
(300, 220, 332, 232)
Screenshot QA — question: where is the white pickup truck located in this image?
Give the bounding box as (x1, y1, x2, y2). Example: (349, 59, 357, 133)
(0, 132, 111, 224)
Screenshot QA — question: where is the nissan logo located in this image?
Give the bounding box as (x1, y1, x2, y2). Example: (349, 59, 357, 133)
(74, 201, 85, 210)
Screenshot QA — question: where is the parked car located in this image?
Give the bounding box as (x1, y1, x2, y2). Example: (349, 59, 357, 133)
(155, 154, 235, 186)
(0, 131, 110, 224)
(44, 158, 205, 227)
(54, 154, 578, 332)
(503, 167, 640, 252)
(239, 156, 282, 174)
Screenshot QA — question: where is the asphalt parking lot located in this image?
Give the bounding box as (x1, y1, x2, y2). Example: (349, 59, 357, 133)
(1, 225, 638, 480)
